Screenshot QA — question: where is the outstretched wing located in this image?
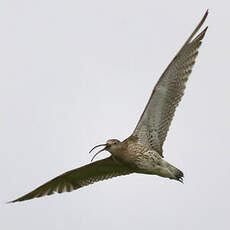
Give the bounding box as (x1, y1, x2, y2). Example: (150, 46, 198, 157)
(9, 157, 133, 203)
(132, 11, 208, 156)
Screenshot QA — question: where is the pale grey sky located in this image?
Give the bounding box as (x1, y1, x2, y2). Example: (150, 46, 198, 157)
(1, 1, 229, 229)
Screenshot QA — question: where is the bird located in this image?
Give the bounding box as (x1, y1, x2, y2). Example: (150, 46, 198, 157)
(9, 10, 208, 203)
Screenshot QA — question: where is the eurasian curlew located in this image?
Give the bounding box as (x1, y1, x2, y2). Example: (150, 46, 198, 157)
(10, 10, 208, 203)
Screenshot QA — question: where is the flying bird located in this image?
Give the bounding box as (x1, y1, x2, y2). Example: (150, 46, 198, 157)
(10, 11, 208, 203)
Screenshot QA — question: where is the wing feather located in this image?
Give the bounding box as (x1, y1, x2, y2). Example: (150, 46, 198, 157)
(132, 11, 208, 156)
(9, 157, 132, 203)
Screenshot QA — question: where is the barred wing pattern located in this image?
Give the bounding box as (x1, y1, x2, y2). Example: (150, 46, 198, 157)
(132, 11, 208, 156)
(10, 157, 133, 203)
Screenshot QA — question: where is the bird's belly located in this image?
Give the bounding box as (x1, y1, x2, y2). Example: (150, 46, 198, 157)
(135, 151, 174, 178)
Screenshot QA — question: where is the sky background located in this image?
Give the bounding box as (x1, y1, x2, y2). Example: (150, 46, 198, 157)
(1, 1, 229, 229)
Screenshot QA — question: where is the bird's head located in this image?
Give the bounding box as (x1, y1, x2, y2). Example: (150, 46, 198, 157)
(89, 139, 122, 162)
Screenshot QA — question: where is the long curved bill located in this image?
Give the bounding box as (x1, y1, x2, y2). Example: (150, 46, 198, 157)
(89, 144, 107, 162)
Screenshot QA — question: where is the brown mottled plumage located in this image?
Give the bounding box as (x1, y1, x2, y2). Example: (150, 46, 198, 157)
(10, 11, 208, 203)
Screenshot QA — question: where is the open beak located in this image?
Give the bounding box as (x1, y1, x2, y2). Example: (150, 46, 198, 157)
(89, 144, 107, 162)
